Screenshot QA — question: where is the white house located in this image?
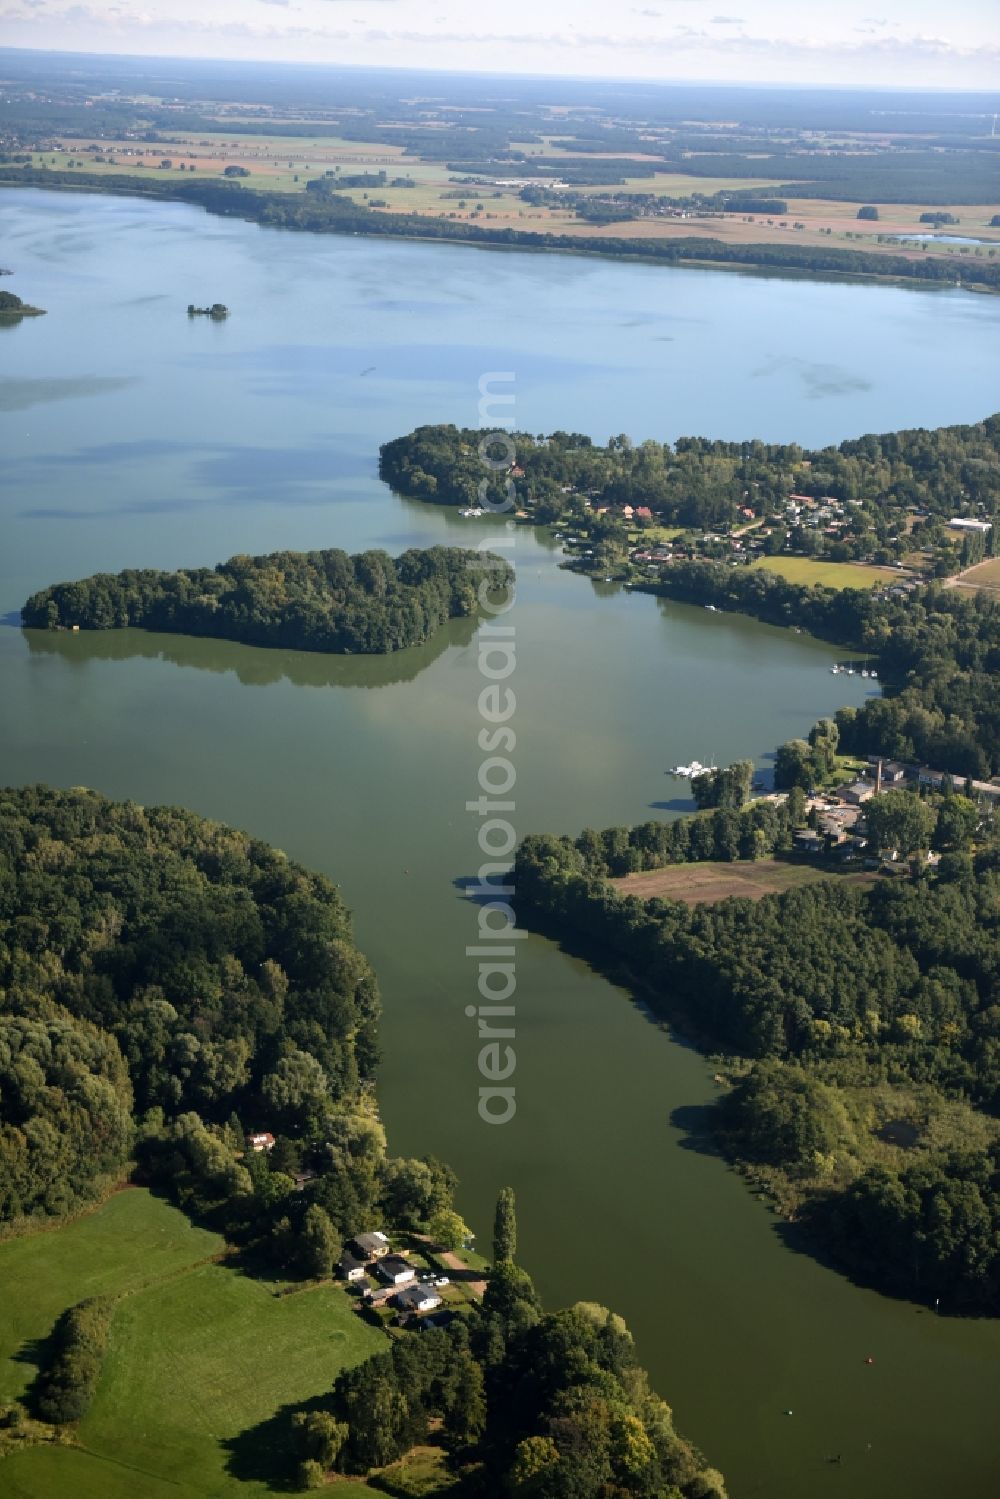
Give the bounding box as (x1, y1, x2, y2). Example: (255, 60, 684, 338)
(395, 1284, 443, 1314)
(338, 1254, 368, 1283)
(376, 1255, 416, 1287)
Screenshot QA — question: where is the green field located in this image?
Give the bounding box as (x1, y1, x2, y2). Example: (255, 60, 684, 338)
(750, 555, 901, 589)
(0, 1191, 382, 1498)
(0, 1190, 222, 1405)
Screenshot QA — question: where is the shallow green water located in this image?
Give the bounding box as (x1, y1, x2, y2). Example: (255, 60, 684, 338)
(1, 188, 999, 1497)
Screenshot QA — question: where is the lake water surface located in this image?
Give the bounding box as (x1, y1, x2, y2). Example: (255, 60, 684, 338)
(2, 188, 1000, 1498)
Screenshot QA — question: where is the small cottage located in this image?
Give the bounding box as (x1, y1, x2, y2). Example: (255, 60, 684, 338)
(375, 1255, 416, 1287)
(349, 1231, 390, 1260)
(395, 1284, 443, 1314)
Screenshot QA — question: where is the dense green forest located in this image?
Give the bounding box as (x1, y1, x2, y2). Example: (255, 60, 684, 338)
(514, 825, 1000, 1312)
(268, 1190, 726, 1498)
(380, 413, 1000, 537)
(0, 784, 379, 1229)
(4, 166, 998, 289)
(21, 545, 513, 655)
(0, 789, 726, 1495)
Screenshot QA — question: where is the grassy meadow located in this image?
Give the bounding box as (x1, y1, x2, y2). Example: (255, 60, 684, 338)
(0, 1190, 382, 1498)
(750, 555, 901, 589)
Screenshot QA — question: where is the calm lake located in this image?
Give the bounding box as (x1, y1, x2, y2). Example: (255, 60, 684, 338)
(2, 188, 1000, 1498)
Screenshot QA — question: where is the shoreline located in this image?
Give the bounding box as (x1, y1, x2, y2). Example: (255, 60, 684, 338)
(2, 175, 996, 296)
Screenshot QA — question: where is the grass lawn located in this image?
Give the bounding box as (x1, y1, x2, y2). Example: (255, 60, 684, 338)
(0, 1446, 377, 1499)
(81, 1263, 382, 1493)
(750, 555, 900, 589)
(373, 1443, 459, 1496)
(612, 858, 874, 906)
(0, 1189, 222, 1405)
(0, 1190, 383, 1498)
(446, 1246, 491, 1276)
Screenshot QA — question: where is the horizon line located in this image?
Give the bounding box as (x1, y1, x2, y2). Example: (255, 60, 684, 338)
(1, 43, 998, 97)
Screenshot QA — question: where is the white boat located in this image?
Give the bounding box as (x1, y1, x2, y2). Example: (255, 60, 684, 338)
(668, 758, 718, 778)
(830, 665, 840, 674)
(870, 669, 878, 679)
(705, 604, 718, 612)
(861, 669, 869, 678)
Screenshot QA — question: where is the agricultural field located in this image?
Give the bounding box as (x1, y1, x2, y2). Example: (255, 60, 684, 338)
(749, 555, 901, 589)
(611, 858, 873, 906)
(0, 1190, 382, 1499)
(30, 130, 1000, 263)
(950, 557, 1000, 594)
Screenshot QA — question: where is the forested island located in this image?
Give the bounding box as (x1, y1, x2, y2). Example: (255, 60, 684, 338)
(21, 545, 513, 655)
(0, 785, 725, 1498)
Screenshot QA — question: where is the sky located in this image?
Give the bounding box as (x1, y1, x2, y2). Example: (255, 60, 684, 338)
(1, 0, 999, 89)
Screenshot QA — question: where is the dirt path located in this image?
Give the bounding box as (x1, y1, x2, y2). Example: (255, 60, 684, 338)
(414, 1235, 487, 1297)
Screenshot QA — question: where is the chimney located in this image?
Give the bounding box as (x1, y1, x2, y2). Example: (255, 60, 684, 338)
(876, 759, 883, 795)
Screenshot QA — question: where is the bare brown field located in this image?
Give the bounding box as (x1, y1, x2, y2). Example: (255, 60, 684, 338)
(784, 198, 1000, 237)
(948, 558, 1000, 595)
(611, 859, 873, 906)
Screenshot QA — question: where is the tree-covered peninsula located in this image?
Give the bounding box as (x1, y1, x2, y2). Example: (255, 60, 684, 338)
(0, 289, 45, 317)
(0, 783, 380, 1228)
(380, 413, 1000, 539)
(0, 785, 726, 1498)
(515, 810, 1000, 1314)
(21, 545, 513, 655)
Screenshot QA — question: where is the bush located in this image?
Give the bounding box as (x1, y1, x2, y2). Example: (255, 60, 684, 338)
(34, 1296, 116, 1423)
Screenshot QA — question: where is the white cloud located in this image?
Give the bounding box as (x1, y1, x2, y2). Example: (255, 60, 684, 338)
(2, 0, 998, 87)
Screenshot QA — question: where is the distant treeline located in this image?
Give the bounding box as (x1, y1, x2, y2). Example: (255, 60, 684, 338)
(3, 167, 998, 290)
(672, 147, 1000, 204)
(22, 545, 513, 656)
